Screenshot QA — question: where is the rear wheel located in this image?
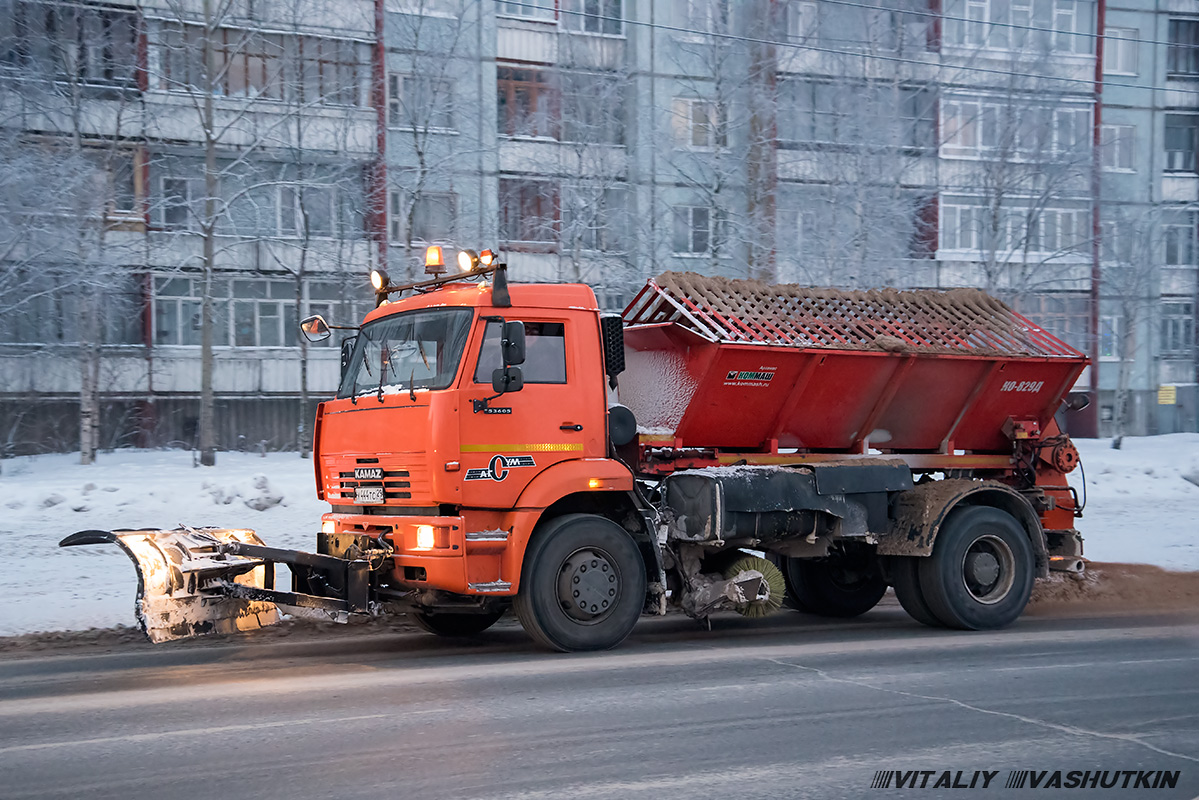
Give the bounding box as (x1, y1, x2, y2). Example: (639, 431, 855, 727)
(514, 514, 646, 652)
(782, 553, 888, 618)
(410, 609, 504, 637)
(918, 505, 1034, 630)
(890, 556, 943, 627)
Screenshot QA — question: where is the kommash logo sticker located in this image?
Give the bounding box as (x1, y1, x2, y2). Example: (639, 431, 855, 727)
(724, 368, 776, 387)
(465, 455, 536, 482)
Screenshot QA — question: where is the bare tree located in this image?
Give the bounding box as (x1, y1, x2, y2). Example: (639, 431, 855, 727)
(144, 0, 374, 463)
(0, 0, 144, 464)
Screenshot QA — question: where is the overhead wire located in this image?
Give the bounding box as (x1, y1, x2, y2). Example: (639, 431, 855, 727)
(496, 0, 1199, 99)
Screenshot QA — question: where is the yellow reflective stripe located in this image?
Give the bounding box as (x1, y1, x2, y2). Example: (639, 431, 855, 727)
(461, 443, 583, 453)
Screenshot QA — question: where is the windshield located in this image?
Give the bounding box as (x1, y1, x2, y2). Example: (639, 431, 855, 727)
(338, 307, 473, 398)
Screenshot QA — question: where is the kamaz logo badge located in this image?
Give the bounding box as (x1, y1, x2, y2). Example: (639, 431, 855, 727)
(465, 455, 537, 482)
(725, 370, 775, 383)
(353, 467, 384, 480)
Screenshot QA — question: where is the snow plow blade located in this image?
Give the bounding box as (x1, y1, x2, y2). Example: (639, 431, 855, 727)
(60, 527, 281, 643)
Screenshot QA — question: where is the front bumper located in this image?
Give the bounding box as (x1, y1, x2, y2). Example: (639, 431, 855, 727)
(321, 512, 514, 596)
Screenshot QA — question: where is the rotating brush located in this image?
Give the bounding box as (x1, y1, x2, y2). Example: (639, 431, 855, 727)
(722, 555, 786, 618)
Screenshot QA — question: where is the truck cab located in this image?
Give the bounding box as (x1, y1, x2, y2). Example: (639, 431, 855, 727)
(312, 273, 643, 644)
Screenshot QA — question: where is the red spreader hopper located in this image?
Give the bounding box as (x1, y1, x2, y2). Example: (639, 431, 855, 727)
(620, 273, 1088, 455)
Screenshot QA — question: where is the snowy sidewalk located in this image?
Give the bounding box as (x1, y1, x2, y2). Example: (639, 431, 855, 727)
(0, 435, 1196, 636)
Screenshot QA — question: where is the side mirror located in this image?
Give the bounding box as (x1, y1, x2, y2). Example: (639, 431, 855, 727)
(502, 321, 525, 366)
(340, 336, 357, 381)
(492, 366, 524, 395)
(300, 314, 331, 342)
(1065, 392, 1091, 411)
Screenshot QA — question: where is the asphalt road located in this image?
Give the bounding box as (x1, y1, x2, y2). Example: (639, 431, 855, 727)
(2, 605, 1198, 800)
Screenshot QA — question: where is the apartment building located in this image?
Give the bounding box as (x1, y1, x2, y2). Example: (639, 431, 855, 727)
(0, 0, 1195, 455)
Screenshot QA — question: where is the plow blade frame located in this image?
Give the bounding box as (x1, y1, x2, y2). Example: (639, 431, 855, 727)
(60, 528, 369, 643)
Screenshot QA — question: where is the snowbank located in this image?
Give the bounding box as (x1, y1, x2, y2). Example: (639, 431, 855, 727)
(0, 434, 1195, 636)
(1069, 433, 1199, 573)
(0, 450, 323, 636)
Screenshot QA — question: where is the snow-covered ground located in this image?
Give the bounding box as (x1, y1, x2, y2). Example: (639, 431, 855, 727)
(0, 434, 1196, 636)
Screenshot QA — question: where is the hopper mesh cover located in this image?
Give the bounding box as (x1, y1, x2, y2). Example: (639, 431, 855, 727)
(622, 272, 1084, 358)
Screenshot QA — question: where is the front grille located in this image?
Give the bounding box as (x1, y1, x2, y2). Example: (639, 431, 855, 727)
(322, 454, 430, 503)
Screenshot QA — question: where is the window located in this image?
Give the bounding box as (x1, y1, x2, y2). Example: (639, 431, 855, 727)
(158, 26, 367, 107)
(1100, 221, 1131, 263)
(940, 203, 1087, 254)
(672, 205, 725, 255)
(153, 276, 370, 348)
(1099, 315, 1119, 359)
(1164, 218, 1196, 266)
(474, 321, 567, 383)
(942, 96, 1089, 159)
(778, 80, 853, 145)
(671, 98, 727, 149)
(497, 66, 558, 138)
(9, 0, 138, 88)
(785, 1, 817, 42)
(943, 0, 1085, 54)
(1, 269, 143, 345)
(1018, 294, 1089, 351)
(676, 0, 729, 34)
(388, 73, 454, 130)
(110, 153, 137, 214)
(561, 72, 625, 144)
(561, 0, 623, 34)
(496, 0, 555, 21)
(1161, 302, 1195, 357)
(1165, 115, 1198, 172)
(389, 191, 456, 243)
(562, 185, 628, 252)
(160, 178, 195, 230)
(901, 86, 937, 149)
(940, 204, 981, 251)
(909, 196, 938, 259)
(1103, 27, 1138, 75)
(1051, 0, 1083, 54)
(1168, 19, 1199, 75)
(340, 308, 474, 398)
(1100, 124, 1134, 171)
(500, 179, 559, 246)
(388, 0, 460, 15)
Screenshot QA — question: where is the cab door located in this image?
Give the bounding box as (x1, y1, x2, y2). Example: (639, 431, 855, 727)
(459, 312, 599, 509)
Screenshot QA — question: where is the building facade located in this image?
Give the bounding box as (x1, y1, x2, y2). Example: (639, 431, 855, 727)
(0, 0, 1195, 456)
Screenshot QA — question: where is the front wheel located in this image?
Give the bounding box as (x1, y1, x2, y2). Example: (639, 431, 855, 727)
(918, 505, 1034, 630)
(410, 609, 505, 637)
(781, 553, 888, 618)
(514, 514, 646, 652)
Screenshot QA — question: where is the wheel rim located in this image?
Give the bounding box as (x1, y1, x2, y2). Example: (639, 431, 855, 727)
(959, 534, 1015, 604)
(556, 547, 621, 624)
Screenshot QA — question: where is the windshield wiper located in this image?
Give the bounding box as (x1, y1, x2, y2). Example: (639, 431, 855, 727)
(408, 368, 417, 402)
(377, 347, 389, 403)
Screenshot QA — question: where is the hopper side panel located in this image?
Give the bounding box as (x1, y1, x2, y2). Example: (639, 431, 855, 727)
(872, 358, 997, 451)
(953, 358, 1088, 451)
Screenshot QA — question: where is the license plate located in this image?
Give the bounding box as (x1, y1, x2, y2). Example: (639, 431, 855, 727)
(355, 486, 385, 504)
(354, 467, 384, 480)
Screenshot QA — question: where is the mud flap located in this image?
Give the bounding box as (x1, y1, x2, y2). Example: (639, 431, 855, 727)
(60, 527, 281, 643)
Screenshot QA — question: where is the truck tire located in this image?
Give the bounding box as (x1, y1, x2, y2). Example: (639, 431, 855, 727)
(918, 505, 1034, 630)
(890, 557, 943, 628)
(410, 609, 504, 637)
(514, 514, 646, 652)
(782, 554, 888, 618)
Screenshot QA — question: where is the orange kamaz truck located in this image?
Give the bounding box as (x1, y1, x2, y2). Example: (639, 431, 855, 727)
(64, 248, 1090, 651)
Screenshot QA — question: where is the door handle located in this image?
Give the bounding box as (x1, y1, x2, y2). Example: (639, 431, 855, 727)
(560, 424, 583, 431)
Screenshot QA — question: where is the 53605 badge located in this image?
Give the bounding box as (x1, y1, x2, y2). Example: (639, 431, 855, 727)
(465, 454, 537, 481)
